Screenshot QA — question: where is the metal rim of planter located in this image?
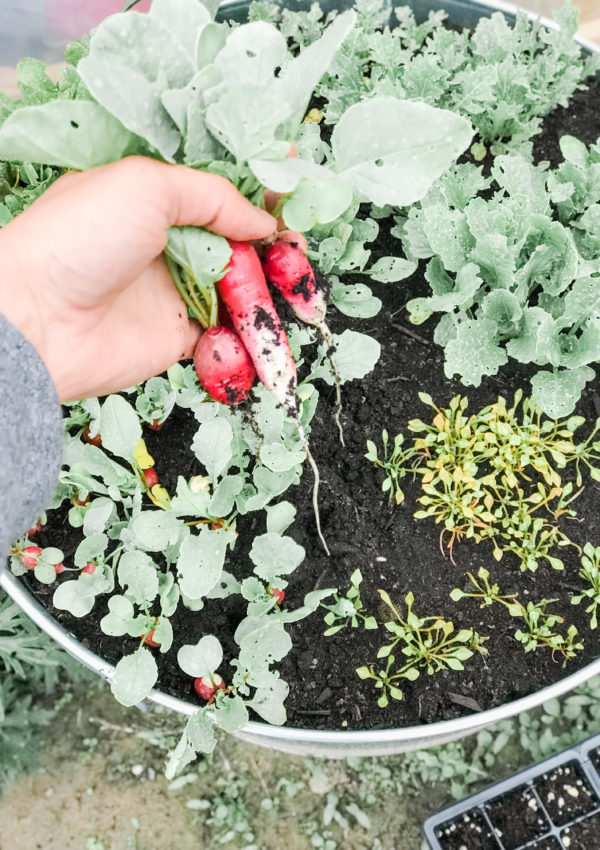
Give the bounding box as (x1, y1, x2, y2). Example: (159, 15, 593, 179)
(2, 0, 599, 756)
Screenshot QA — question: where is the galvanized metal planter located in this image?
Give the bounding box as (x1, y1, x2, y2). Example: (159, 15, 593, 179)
(2, 0, 599, 758)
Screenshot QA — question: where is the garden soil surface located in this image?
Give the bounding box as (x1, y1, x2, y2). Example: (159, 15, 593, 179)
(27, 76, 600, 733)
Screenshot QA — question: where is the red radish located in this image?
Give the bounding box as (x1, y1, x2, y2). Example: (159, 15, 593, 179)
(28, 520, 43, 536)
(194, 326, 256, 405)
(262, 241, 327, 326)
(194, 674, 226, 702)
(143, 629, 160, 648)
(143, 468, 159, 488)
(262, 240, 344, 445)
(54, 563, 65, 575)
(20, 546, 42, 569)
(74, 494, 90, 507)
(271, 588, 285, 605)
(83, 426, 102, 447)
(149, 419, 162, 431)
(217, 241, 297, 412)
(82, 562, 97, 575)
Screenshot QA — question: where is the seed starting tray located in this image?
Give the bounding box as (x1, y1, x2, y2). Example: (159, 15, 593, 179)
(423, 732, 600, 850)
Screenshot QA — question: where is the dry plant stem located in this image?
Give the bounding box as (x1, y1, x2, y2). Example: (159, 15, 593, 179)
(317, 321, 344, 447)
(296, 418, 330, 556)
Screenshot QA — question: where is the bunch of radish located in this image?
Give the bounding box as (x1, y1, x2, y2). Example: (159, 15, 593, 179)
(179, 237, 334, 555)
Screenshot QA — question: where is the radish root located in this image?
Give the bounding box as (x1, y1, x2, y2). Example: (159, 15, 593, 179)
(296, 419, 330, 557)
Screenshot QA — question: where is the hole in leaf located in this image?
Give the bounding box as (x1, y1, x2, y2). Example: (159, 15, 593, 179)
(70, 120, 79, 129)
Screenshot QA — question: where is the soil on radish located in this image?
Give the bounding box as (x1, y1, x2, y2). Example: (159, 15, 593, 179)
(26, 75, 600, 733)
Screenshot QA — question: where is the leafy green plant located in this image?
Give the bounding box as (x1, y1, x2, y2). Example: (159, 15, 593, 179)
(451, 567, 583, 662)
(356, 590, 487, 708)
(400, 143, 600, 417)
(572, 542, 600, 629)
(367, 391, 598, 571)
(321, 569, 377, 635)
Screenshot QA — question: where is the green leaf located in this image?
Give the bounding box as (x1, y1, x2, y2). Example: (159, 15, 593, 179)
(165, 710, 216, 780)
(531, 367, 595, 418)
(282, 177, 354, 232)
(100, 395, 142, 460)
(111, 648, 158, 707)
(249, 156, 334, 193)
(444, 318, 508, 386)
(206, 85, 286, 161)
(177, 635, 223, 677)
(167, 227, 231, 288)
(100, 595, 135, 637)
(331, 98, 473, 207)
(78, 13, 193, 159)
(52, 581, 97, 618)
(214, 694, 249, 733)
(192, 418, 233, 482)
(117, 551, 159, 606)
(131, 511, 184, 551)
(249, 533, 305, 582)
(506, 307, 560, 366)
(0, 101, 134, 170)
(330, 283, 382, 318)
(176, 528, 230, 599)
(259, 443, 306, 473)
(74, 533, 108, 568)
(265, 501, 297, 536)
(149, 0, 211, 59)
(367, 256, 417, 283)
(333, 330, 381, 383)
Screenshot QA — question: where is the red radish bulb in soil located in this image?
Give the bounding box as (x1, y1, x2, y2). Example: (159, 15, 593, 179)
(143, 629, 160, 648)
(194, 674, 226, 702)
(193, 326, 256, 405)
(54, 563, 65, 575)
(217, 241, 297, 412)
(271, 588, 285, 605)
(81, 563, 96, 575)
(143, 468, 159, 488)
(149, 419, 162, 431)
(262, 241, 344, 445)
(82, 426, 102, 447)
(20, 546, 42, 568)
(27, 520, 43, 536)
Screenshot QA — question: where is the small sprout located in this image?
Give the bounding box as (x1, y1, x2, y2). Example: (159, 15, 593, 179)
(357, 590, 487, 707)
(322, 569, 378, 635)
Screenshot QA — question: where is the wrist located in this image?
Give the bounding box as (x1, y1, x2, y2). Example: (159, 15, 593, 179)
(0, 229, 50, 387)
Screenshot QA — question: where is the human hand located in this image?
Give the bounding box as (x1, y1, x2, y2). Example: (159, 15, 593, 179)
(0, 156, 276, 401)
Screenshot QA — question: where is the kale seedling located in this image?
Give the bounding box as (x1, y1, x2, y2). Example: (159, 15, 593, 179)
(322, 569, 377, 635)
(356, 590, 487, 708)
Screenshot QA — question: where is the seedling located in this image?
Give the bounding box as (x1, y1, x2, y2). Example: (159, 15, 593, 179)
(572, 543, 600, 629)
(368, 392, 592, 570)
(365, 430, 415, 505)
(356, 590, 487, 708)
(451, 568, 583, 662)
(322, 569, 377, 635)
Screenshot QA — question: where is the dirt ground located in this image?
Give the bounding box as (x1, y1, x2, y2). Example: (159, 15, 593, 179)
(0, 684, 437, 850)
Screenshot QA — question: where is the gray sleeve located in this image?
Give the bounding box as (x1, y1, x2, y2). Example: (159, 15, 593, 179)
(0, 314, 63, 559)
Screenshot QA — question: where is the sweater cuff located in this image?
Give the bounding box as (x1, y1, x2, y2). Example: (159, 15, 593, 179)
(0, 313, 63, 559)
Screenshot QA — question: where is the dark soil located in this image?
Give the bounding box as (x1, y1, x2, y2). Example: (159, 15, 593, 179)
(435, 809, 499, 850)
(561, 811, 600, 850)
(484, 785, 548, 849)
(528, 839, 562, 850)
(534, 761, 599, 826)
(24, 74, 600, 733)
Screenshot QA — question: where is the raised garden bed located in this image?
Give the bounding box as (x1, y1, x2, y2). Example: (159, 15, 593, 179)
(2, 0, 600, 768)
(424, 732, 600, 849)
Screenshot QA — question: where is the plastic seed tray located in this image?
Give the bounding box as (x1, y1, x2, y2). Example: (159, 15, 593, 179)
(424, 733, 600, 849)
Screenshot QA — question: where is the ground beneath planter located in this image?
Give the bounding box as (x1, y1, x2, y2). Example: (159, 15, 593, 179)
(25, 76, 600, 734)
